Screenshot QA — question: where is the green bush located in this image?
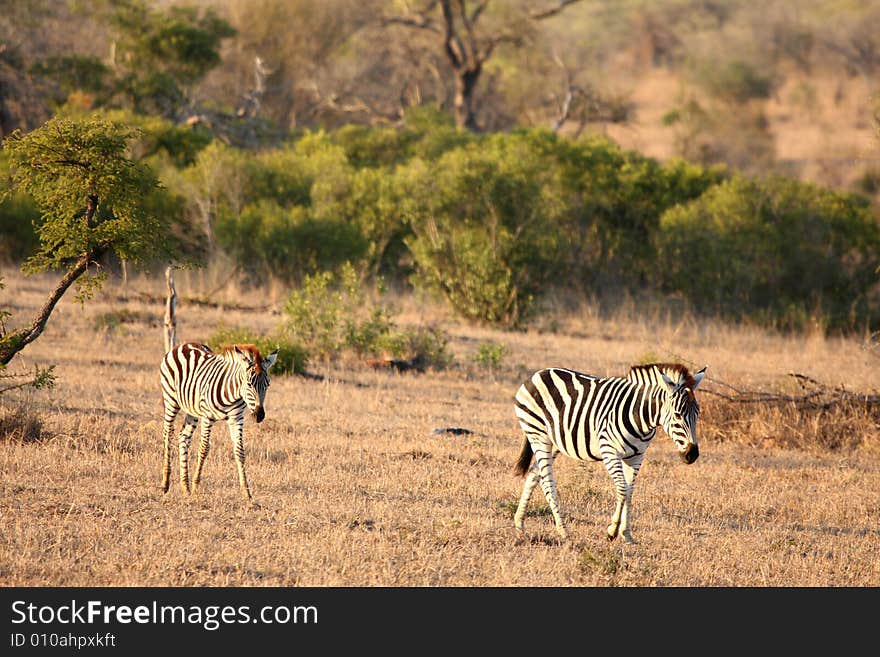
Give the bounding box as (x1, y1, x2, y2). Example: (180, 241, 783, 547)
(245, 147, 314, 208)
(214, 200, 367, 285)
(549, 133, 726, 291)
(473, 341, 508, 370)
(280, 263, 453, 369)
(280, 262, 395, 361)
(376, 325, 453, 370)
(207, 326, 308, 376)
(657, 175, 880, 331)
(332, 106, 470, 168)
(0, 191, 40, 262)
(403, 131, 570, 328)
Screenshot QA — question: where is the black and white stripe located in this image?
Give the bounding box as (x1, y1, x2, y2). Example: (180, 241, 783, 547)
(513, 362, 706, 543)
(160, 342, 278, 500)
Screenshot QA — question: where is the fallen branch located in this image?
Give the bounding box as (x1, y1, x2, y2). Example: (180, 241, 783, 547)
(702, 373, 880, 412)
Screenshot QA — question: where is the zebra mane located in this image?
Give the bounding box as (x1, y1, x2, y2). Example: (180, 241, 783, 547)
(628, 362, 696, 390)
(219, 344, 267, 372)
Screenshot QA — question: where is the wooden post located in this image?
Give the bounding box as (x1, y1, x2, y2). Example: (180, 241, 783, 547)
(164, 266, 177, 353)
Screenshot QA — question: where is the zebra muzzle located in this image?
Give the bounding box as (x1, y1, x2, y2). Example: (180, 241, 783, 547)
(253, 406, 265, 423)
(680, 443, 699, 464)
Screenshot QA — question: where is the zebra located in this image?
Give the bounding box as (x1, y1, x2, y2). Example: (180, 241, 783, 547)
(512, 362, 706, 543)
(160, 342, 278, 500)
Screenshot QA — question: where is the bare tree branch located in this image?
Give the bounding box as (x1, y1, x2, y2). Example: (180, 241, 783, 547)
(530, 0, 584, 21)
(0, 247, 105, 366)
(702, 372, 880, 411)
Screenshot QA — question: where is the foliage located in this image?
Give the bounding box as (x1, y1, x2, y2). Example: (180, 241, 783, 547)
(98, 109, 214, 168)
(105, 0, 236, 118)
(473, 341, 508, 371)
(207, 325, 308, 376)
(280, 262, 395, 361)
(403, 131, 569, 328)
(331, 106, 470, 168)
(215, 199, 367, 285)
(375, 325, 454, 371)
(551, 134, 726, 291)
(278, 262, 452, 369)
(0, 152, 40, 262)
(0, 116, 179, 368)
(30, 55, 113, 106)
(3, 116, 173, 278)
(657, 175, 880, 331)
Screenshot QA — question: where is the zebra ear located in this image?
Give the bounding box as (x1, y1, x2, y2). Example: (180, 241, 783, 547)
(692, 367, 707, 389)
(264, 350, 278, 370)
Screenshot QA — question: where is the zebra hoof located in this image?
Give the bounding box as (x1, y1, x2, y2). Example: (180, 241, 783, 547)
(606, 525, 619, 541)
(621, 531, 637, 544)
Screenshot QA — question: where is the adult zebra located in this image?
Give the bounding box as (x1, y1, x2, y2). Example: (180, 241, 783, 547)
(160, 342, 278, 500)
(513, 362, 706, 543)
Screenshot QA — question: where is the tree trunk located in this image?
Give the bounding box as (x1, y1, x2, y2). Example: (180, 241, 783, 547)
(163, 265, 177, 353)
(453, 66, 481, 130)
(0, 248, 105, 366)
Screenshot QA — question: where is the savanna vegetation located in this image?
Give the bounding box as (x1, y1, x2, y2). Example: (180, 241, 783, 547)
(1, 0, 880, 587)
(1, 268, 879, 586)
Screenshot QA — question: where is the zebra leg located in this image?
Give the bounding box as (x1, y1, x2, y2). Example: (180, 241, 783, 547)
(192, 419, 213, 492)
(161, 402, 180, 493)
(227, 416, 252, 500)
(617, 453, 645, 544)
(177, 415, 199, 494)
(602, 451, 643, 543)
(534, 447, 568, 540)
(514, 465, 540, 532)
(602, 452, 626, 541)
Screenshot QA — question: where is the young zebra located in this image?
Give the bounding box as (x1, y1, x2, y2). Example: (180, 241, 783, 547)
(513, 362, 706, 543)
(160, 342, 278, 500)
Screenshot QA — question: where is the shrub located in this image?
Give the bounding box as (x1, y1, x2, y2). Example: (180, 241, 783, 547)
(280, 263, 453, 369)
(473, 341, 508, 370)
(332, 106, 470, 168)
(657, 175, 880, 331)
(404, 131, 569, 328)
(207, 326, 308, 376)
(376, 325, 454, 371)
(214, 200, 368, 286)
(280, 262, 395, 361)
(529, 132, 725, 294)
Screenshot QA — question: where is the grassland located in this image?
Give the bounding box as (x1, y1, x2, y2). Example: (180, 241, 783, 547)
(1, 266, 879, 587)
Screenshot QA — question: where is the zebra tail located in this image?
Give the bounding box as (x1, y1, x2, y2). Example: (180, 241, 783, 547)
(513, 437, 533, 477)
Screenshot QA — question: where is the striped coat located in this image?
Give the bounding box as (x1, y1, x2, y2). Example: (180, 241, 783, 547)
(513, 363, 705, 543)
(160, 342, 278, 500)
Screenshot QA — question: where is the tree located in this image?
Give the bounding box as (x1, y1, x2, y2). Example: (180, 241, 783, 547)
(383, 0, 584, 130)
(402, 131, 569, 327)
(0, 116, 174, 366)
(104, 0, 236, 119)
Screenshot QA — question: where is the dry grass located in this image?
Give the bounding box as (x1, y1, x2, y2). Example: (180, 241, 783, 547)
(2, 266, 880, 587)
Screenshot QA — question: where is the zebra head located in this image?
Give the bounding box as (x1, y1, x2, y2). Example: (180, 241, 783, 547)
(659, 366, 706, 464)
(233, 345, 279, 423)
